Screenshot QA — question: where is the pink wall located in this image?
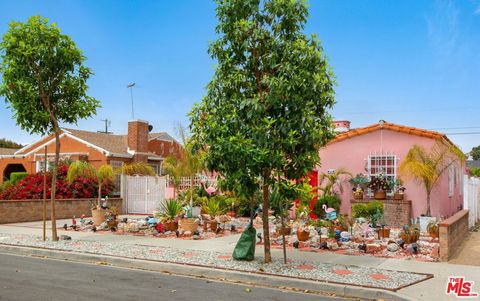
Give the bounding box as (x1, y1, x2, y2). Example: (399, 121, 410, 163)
(317, 129, 463, 219)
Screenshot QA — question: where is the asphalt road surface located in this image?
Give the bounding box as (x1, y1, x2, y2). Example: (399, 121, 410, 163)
(0, 253, 350, 301)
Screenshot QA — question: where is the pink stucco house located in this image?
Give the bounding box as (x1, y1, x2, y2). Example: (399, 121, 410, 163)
(317, 120, 464, 219)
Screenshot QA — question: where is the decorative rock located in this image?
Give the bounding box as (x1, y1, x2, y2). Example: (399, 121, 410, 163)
(406, 243, 419, 254)
(293, 241, 300, 249)
(183, 231, 192, 236)
(98, 222, 108, 230)
(319, 242, 328, 249)
(397, 239, 405, 249)
(128, 223, 139, 232)
(366, 243, 381, 253)
(288, 235, 299, 245)
(60, 235, 71, 240)
(192, 235, 200, 240)
(327, 242, 339, 250)
(387, 243, 399, 252)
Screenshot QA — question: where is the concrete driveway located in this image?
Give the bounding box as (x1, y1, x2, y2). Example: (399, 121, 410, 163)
(448, 228, 480, 266)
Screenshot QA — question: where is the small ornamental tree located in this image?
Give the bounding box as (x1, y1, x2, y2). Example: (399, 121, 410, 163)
(190, 0, 335, 262)
(0, 16, 100, 240)
(470, 146, 480, 161)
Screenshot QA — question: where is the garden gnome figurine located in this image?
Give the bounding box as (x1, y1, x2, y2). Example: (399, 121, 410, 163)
(72, 216, 77, 226)
(80, 214, 85, 226)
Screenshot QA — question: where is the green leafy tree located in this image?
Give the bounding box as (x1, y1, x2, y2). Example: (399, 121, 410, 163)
(190, 0, 335, 262)
(470, 146, 480, 161)
(0, 16, 100, 240)
(0, 138, 23, 149)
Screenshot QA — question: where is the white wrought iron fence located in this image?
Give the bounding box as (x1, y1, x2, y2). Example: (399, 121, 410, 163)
(166, 175, 217, 191)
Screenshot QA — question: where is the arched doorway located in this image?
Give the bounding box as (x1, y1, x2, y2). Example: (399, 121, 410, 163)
(3, 164, 27, 181)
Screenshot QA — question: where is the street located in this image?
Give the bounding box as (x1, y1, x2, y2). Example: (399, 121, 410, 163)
(0, 253, 349, 301)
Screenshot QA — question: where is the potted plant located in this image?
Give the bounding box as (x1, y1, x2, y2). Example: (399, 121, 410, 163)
(297, 224, 310, 241)
(389, 179, 406, 200)
(67, 162, 114, 226)
(368, 173, 391, 200)
(225, 197, 237, 217)
(202, 198, 223, 232)
(350, 173, 369, 200)
(427, 219, 440, 239)
(157, 199, 183, 231)
(400, 225, 420, 244)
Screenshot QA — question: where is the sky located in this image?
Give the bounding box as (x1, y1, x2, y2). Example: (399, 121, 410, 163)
(0, 0, 479, 152)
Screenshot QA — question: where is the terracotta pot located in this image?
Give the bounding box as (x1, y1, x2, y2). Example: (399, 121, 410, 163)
(277, 226, 292, 236)
(353, 192, 364, 200)
(374, 190, 386, 200)
(210, 221, 218, 232)
(393, 193, 404, 200)
(180, 218, 198, 232)
(297, 230, 310, 241)
(378, 228, 390, 238)
(227, 211, 236, 218)
(400, 232, 419, 244)
(164, 221, 178, 232)
(91, 208, 107, 226)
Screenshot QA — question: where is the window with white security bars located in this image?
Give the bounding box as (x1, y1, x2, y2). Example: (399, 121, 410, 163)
(366, 153, 397, 195)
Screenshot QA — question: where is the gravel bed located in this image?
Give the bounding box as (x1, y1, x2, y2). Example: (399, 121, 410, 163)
(0, 233, 431, 290)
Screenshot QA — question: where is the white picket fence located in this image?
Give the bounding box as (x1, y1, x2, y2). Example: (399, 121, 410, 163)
(463, 175, 480, 228)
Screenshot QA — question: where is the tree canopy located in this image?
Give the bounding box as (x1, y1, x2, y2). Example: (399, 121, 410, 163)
(0, 138, 23, 149)
(0, 16, 100, 240)
(190, 0, 336, 262)
(470, 145, 480, 161)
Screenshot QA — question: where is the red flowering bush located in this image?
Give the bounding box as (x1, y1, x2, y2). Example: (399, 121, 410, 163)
(0, 163, 113, 200)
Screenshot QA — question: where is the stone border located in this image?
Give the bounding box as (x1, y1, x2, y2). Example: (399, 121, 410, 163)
(439, 209, 469, 261)
(0, 198, 123, 224)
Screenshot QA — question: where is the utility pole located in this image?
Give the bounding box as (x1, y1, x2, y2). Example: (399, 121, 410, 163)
(127, 83, 136, 119)
(98, 119, 112, 134)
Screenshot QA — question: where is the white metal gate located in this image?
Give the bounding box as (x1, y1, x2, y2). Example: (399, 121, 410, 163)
(121, 175, 166, 214)
(463, 175, 480, 228)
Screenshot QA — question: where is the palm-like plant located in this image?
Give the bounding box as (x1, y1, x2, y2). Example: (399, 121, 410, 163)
(202, 198, 223, 217)
(399, 141, 465, 216)
(163, 124, 205, 214)
(158, 199, 183, 222)
(67, 161, 114, 209)
(318, 168, 352, 196)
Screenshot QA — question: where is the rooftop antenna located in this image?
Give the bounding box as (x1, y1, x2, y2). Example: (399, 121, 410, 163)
(127, 83, 136, 119)
(98, 119, 112, 134)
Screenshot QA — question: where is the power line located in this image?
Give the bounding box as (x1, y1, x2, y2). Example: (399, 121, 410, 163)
(444, 132, 480, 135)
(429, 126, 480, 130)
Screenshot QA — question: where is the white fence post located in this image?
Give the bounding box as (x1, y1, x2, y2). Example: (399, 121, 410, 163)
(463, 175, 480, 228)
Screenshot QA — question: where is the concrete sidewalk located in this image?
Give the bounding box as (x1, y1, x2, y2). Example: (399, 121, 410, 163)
(1, 218, 478, 301)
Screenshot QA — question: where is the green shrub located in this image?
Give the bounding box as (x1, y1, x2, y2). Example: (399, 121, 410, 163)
(352, 201, 384, 225)
(0, 180, 13, 193)
(9, 172, 28, 184)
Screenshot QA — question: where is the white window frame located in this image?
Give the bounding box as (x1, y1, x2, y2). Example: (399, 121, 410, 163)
(148, 163, 160, 175)
(35, 159, 55, 172)
(366, 153, 397, 195)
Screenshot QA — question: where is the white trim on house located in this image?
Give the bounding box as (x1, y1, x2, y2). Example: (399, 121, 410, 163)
(14, 134, 55, 155)
(107, 153, 133, 158)
(34, 152, 89, 158)
(0, 155, 26, 159)
(20, 133, 66, 157)
(63, 132, 112, 156)
(148, 156, 163, 161)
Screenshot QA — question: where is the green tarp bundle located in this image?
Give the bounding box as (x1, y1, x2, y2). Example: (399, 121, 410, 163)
(232, 224, 256, 261)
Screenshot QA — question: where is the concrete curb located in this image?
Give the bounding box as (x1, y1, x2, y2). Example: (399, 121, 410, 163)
(0, 244, 417, 301)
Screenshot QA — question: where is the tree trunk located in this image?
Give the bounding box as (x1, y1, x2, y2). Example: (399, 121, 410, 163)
(190, 176, 194, 216)
(280, 214, 287, 264)
(262, 182, 272, 263)
(98, 182, 102, 208)
(426, 192, 431, 216)
(50, 130, 60, 241)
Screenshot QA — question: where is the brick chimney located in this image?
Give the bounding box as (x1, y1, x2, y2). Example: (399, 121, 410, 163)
(128, 120, 149, 163)
(333, 120, 351, 133)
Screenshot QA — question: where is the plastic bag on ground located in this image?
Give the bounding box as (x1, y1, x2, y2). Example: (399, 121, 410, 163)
(232, 224, 256, 261)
